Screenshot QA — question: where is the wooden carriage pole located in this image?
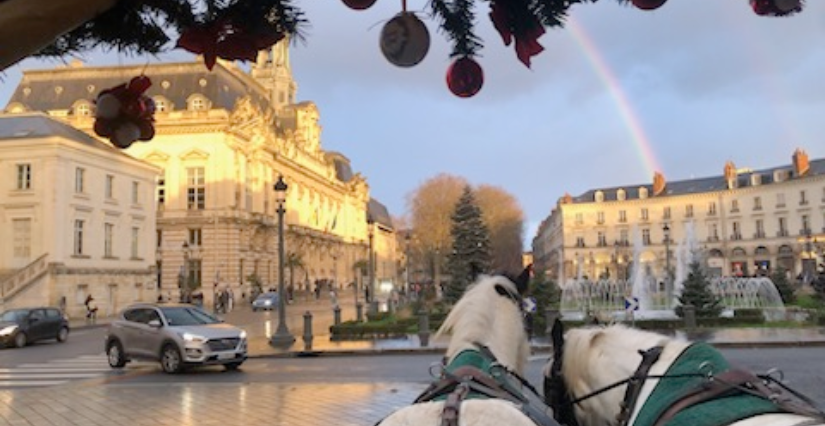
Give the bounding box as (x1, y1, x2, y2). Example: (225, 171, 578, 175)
(0, 0, 118, 70)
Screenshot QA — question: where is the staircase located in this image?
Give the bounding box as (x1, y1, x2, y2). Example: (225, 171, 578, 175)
(0, 254, 50, 310)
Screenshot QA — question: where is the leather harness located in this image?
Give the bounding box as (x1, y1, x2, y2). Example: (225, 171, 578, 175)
(414, 344, 559, 426)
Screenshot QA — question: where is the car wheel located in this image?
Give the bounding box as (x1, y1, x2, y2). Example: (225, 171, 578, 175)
(252, 307, 258, 312)
(107, 340, 127, 368)
(224, 362, 243, 371)
(57, 327, 69, 343)
(160, 344, 183, 374)
(13, 332, 27, 348)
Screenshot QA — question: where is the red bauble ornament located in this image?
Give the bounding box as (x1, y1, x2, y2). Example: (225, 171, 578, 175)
(631, 0, 667, 10)
(342, 0, 377, 10)
(446, 57, 484, 98)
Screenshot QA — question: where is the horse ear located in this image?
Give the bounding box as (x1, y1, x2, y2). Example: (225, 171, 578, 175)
(551, 318, 564, 357)
(513, 264, 533, 295)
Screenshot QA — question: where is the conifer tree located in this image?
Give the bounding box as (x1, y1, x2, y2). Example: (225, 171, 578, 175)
(675, 261, 723, 318)
(444, 186, 491, 304)
(770, 267, 796, 304)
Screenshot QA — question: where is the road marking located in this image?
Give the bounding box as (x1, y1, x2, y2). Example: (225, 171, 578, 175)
(0, 354, 111, 389)
(0, 380, 66, 387)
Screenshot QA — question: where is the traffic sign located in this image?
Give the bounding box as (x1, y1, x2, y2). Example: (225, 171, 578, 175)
(523, 297, 537, 313)
(624, 296, 639, 312)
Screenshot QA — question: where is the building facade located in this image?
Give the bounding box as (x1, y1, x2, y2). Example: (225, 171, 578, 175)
(0, 113, 159, 318)
(4, 42, 398, 309)
(533, 149, 825, 285)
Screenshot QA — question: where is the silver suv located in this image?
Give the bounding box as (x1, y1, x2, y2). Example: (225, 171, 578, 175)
(105, 303, 247, 374)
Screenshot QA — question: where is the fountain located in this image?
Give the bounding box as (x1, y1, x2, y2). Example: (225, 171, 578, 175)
(560, 223, 788, 321)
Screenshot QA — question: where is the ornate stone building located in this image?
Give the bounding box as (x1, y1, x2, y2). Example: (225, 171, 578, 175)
(533, 149, 825, 285)
(0, 113, 159, 318)
(4, 42, 398, 308)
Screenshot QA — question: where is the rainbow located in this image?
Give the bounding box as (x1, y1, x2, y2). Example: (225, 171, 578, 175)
(567, 17, 662, 179)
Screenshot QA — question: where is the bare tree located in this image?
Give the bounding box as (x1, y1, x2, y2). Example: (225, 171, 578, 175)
(406, 173, 467, 285)
(476, 184, 525, 275)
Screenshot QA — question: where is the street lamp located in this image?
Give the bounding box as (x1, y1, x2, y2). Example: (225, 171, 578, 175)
(269, 175, 295, 347)
(367, 218, 375, 307)
(663, 223, 672, 306)
(405, 232, 412, 297)
(181, 241, 191, 303)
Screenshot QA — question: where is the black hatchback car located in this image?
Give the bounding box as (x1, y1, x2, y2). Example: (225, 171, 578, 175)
(0, 307, 70, 348)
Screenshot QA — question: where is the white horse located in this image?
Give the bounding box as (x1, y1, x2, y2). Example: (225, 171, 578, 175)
(378, 267, 557, 426)
(544, 321, 825, 426)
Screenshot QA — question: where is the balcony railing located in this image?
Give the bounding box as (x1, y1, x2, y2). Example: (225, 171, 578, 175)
(754, 232, 766, 239)
(777, 230, 789, 237)
(731, 233, 742, 241)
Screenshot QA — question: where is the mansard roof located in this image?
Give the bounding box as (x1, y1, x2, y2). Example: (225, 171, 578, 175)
(0, 112, 124, 155)
(5, 60, 271, 114)
(571, 157, 825, 203)
(367, 199, 393, 230)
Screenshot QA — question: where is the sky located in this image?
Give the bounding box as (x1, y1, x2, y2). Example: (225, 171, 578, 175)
(2, 0, 825, 248)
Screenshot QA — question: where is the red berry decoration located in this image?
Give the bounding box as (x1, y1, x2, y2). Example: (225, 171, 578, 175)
(342, 0, 377, 10)
(631, 0, 667, 10)
(446, 57, 484, 98)
(93, 76, 156, 149)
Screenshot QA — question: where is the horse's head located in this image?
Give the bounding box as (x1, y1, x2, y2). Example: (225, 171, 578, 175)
(544, 321, 687, 426)
(435, 265, 532, 374)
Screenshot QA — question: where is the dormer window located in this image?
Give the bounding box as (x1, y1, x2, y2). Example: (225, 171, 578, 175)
(750, 174, 761, 186)
(594, 191, 604, 202)
(153, 96, 171, 113)
(73, 101, 93, 117)
(187, 95, 209, 112)
(639, 187, 649, 199)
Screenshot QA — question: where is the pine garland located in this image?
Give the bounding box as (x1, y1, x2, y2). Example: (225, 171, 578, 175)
(34, 0, 306, 58)
(22, 0, 805, 64)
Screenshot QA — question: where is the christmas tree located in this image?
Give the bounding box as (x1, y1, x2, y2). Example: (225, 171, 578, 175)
(674, 261, 722, 318)
(528, 267, 561, 337)
(770, 267, 796, 304)
(444, 185, 491, 304)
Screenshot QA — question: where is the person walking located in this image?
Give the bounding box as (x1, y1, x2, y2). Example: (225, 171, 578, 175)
(84, 295, 98, 324)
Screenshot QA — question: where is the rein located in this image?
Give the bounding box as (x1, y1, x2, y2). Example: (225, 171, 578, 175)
(414, 342, 558, 426)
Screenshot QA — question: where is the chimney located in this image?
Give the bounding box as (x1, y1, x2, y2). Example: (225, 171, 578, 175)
(560, 193, 572, 204)
(793, 148, 810, 177)
(724, 161, 737, 190)
(652, 171, 666, 196)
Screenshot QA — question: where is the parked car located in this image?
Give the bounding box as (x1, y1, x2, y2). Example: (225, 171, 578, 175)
(104, 303, 247, 374)
(0, 307, 70, 348)
(252, 292, 280, 311)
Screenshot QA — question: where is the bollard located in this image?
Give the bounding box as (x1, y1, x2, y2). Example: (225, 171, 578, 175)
(683, 305, 696, 330)
(418, 309, 430, 347)
(356, 302, 363, 323)
(303, 311, 313, 351)
(333, 305, 341, 325)
(544, 307, 559, 336)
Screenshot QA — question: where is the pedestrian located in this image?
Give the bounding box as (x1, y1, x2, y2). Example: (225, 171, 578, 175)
(329, 288, 338, 309)
(84, 295, 98, 323)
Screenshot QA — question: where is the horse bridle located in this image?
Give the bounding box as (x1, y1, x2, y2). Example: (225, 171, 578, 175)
(545, 321, 665, 426)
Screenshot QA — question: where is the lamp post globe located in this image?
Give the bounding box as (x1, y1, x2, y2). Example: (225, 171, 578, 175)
(270, 175, 295, 347)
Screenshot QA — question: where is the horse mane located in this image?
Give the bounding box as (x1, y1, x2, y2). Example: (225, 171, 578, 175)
(435, 274, 530, 374)
(561, 324, 691, 426)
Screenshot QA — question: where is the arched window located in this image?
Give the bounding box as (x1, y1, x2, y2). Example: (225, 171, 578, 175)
(73, 101, 93, 117)
(731, 247, 746, 257)
(187, 95, 209, 112)
(639, 187, 649, 199)
(709, 249, 724, 258)
(754, 246, 769, 256)
(778, 245, 794, 256)
(594, 191, 604, 202)
(153, 96, 172, 113)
